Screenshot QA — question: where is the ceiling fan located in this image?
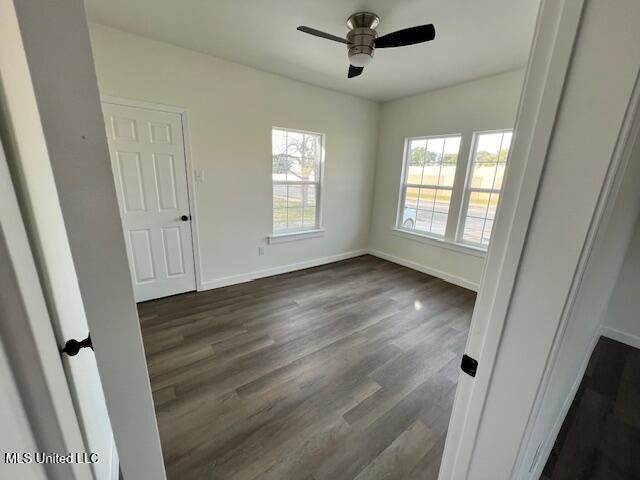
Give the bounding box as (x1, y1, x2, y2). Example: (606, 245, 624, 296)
(297, 12, 436, 78)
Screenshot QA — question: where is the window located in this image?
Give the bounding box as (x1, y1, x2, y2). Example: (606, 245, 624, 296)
(272, 128, 323, 234)
(398, 135, 462, 237)
(460, 130, 512, 247)
(395, 129, 513, 252)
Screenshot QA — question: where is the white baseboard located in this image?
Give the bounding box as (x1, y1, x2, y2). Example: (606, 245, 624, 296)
(199, 249, 368, 291)
(366, 248, 479, 291)
(600, 325, 640, 349)
(199, 247, 480, 293)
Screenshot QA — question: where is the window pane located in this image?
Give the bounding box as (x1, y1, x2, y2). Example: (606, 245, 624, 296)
(271, 128, 323, 234)
(400, 203, 417, 229)
(409, 139, 427, 166)
(467, 191, 491, 219)
(462, 130, 512, 246)
(431, 212, 448, 236)
(493, 163, 507, 190)
(417, 188, 436, 210)
(399, 135, 460, 237)
(302, 133, 320, 159)
(303, 207, 316, 227)
(273, 184, 287, 208)
(286, 131, 304, 157)
(287, 184, 302, 208)
(406, 135, 461, 188)
(471, 163, 498, 189)
(407, 164, 424, 184)
(407, 139, 425, 184)
(299, 157, 317, 181)
(286, 157, 302, 182)
(463, 217, 485, 245)
(273, 208, 287, 232)
(303, 184, 316, 207)
(401, 186, 448, 237)
(415, 210, 433, 232)
(426, 137, 445, 164)
(272, 155, 288, 182)
(287, 206, 302, 229)
(422, 163, 440, 186)
(475, 133, 502, 162)
(443, 136, 461, 164)
(439, 163, 457, 187)
(499, 132, 512, 162)
(405, 187, 420, 209)
(434, 189, 451, 214)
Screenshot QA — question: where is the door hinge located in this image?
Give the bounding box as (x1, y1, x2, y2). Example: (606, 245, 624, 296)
(61, 334, 93, 356)
(461, 354, 478, 377)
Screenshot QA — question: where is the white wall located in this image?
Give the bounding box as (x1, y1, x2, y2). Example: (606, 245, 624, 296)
(369, 69, 525, 290)
(88, 23, 380, 288)
(602, 211, 640, 348)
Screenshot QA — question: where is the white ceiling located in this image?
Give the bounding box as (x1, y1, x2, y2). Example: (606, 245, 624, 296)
(84, 0, 540, 102)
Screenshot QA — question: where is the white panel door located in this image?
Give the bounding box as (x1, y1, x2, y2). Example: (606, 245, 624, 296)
(103, 103, 196, 302)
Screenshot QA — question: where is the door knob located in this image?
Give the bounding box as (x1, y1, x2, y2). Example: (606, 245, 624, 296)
(62, 334, 93, 356)
(181, 215, 190, 221)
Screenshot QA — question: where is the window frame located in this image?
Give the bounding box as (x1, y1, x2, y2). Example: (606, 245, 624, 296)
(270, 126, 325, 237)
(457, 128, 513, 248)
(395, 133, 463, 240)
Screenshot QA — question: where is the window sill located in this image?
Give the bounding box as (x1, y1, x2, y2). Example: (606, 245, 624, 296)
(268, 228, 326, 244)
(391, 227, 486, 258)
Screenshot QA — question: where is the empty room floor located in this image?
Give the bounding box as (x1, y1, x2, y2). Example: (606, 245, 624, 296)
(542, 336, 640, 479)
(137, 255, 476, 480)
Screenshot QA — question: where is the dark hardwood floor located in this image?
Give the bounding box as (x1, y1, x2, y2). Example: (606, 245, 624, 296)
(542, 336, 640, 480)
(137, 255, 476, 480)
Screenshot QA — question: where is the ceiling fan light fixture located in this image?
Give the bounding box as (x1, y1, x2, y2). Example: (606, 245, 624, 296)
(349, 52, 372, 68)
(297, 11, 436, 79)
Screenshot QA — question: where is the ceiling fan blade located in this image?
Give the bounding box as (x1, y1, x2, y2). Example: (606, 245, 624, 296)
(374, 24, 435, 48)
(348, 65, 364, 78)
(297, 26, 348, 44)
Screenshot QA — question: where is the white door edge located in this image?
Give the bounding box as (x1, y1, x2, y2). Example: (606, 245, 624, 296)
(101, 95, 203, 294)
(439, 0, 587, 478)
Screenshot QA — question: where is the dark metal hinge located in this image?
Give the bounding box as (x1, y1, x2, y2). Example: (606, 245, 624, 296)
(461, 354, 478, 377)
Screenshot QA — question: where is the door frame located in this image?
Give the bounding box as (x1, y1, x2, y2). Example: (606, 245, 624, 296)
(101, 95, 203, 294)
(439, 0, 587, 478)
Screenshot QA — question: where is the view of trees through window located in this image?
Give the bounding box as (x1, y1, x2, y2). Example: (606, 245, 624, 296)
(461, 130, 512, 247)
(272, 128, 322, 233)
(397, 130, 512, 249)
(399, 135, 461, 236)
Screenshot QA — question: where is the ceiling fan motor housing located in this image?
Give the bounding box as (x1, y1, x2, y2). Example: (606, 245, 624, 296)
(346, 12, 379, 67)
